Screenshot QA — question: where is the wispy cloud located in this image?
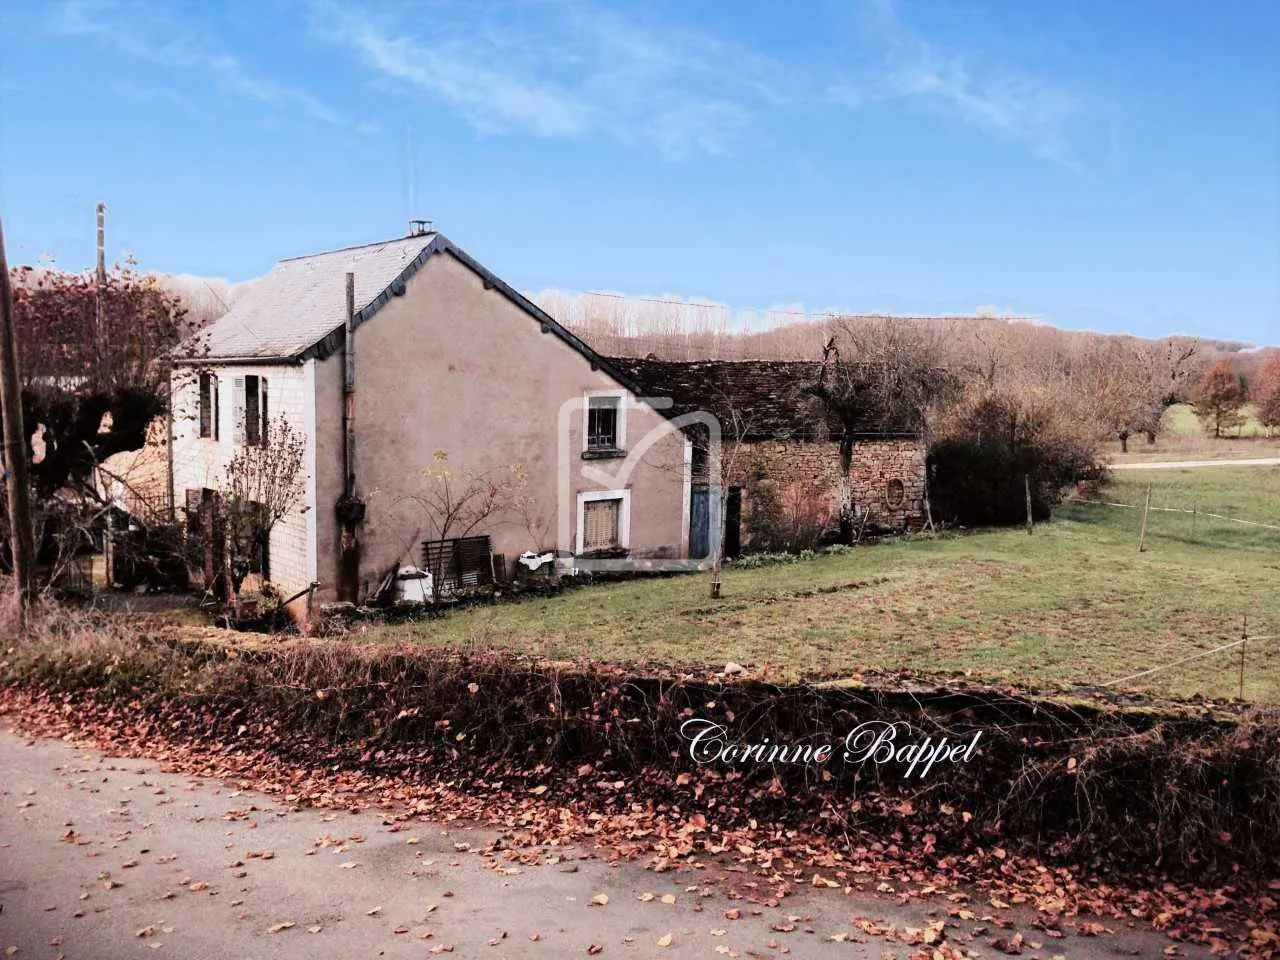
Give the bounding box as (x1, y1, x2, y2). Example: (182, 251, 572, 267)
(47, 0, 341, 125)
(306, 0, 782, 159)
(830, 0, 1087, 166)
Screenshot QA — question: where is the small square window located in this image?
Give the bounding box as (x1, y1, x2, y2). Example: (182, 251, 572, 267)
(587, 396, 620, 451)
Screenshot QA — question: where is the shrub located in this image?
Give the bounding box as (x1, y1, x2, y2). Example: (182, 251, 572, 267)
(929, 389, 1104, 527)
(743, 472, 834, 554)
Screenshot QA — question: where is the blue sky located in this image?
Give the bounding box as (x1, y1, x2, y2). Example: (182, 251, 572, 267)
(2, 0, 1277, 344)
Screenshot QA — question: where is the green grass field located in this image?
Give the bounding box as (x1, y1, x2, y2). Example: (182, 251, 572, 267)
(362, 468, 1280, 704)
(1106, 403, 1277, 463)
(1161, 402, 1267, 438)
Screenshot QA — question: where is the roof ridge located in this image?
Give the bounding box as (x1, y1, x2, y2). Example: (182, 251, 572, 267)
(277, 233, 436, 264)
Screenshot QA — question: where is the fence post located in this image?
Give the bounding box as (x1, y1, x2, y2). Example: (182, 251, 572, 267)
(1191, 503, 1196, 537)
(1024, 474, 1033, 535)
(1239, 618, 1248, 701)
(1138, 485, 1152, 552)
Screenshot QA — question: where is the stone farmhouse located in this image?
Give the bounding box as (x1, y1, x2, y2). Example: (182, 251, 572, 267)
(169, 227, 926, 618)
(170, 228, 691, 615)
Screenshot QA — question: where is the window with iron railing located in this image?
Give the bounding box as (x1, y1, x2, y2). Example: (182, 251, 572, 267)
(586, 395, 620, 451)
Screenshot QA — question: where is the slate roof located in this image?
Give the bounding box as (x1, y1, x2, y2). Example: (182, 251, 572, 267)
(181, 235, 438, 361)
(605, 357, 922, 441)
(604, 357, 842, 441)
(175, 235, 644, 399)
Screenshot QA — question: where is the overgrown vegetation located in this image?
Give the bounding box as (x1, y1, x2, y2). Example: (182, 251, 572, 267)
(3, 603, 1277, 890)
(929, 389, 1103, 526)
(4, 262, 194, 586)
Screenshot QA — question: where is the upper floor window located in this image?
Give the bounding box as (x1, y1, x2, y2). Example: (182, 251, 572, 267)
(234, 375, 269, 448)
(198, 372, 219, 440)
(586, 394, 621, 451)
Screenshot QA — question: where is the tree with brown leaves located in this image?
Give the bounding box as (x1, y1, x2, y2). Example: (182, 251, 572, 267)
(220, 416, 307, 600)
(1253, 353, 1280, 436)
(1191, 359, 1247, 438)
(9, 261, 192, 500)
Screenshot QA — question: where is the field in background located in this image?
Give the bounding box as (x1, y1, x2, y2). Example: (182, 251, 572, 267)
(363, 468, 1280, 704)
(1105, 402, 1277, 463)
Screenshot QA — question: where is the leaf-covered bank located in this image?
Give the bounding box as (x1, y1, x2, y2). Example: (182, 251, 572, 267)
(2, 607, 1278, 956)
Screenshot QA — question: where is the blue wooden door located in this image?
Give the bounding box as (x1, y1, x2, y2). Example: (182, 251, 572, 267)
(689, 484, 710, 560)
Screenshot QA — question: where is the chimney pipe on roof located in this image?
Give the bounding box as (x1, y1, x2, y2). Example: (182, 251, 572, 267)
(408, 219, 433, 237)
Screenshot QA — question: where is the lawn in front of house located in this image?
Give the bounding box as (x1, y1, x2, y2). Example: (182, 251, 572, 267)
(359, 468, 1280, 703)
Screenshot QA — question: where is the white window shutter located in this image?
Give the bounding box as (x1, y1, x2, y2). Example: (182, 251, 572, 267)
(232, 376, 246, 445)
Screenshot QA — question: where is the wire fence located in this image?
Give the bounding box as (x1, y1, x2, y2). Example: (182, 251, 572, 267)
(1099, 634, 1275, 691)
(1062, 496, 1280, 532)
(1054, 489, 1278, 700)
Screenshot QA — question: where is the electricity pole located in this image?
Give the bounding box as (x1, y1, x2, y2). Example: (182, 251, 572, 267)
(0, 217, 36, 612)
(95, 202, 106, 358)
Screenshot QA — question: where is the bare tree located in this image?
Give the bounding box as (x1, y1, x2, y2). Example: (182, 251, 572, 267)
(220, 416, 306, 602)
(696, 394, 755, 600)
(804, 317, 957, 540)
(407, 451, 524, 602)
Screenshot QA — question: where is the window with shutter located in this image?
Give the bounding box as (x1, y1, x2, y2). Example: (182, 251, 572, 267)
(198, 373, 212, 438)
(259, 379, 269, 448)
(582, 499, 621, 551)
(232, 376, 246, 445)
(244, 376, 261, 446)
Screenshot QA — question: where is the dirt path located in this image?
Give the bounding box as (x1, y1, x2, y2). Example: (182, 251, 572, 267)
(1111, 457, 1280, 470)
(0, 725, 1212, 959)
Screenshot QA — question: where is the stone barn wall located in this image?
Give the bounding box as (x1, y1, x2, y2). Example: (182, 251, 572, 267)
(729, 437, 926, 549)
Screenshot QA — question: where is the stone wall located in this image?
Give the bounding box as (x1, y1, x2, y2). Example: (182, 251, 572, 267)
(728, 437, 925, 547)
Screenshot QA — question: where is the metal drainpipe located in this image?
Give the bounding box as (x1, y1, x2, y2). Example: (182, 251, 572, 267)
(337, 272, 361, 603)
(343, 272, 356, 498)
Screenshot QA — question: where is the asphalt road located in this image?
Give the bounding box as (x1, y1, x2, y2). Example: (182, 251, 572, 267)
(0, 725, 1208, 959)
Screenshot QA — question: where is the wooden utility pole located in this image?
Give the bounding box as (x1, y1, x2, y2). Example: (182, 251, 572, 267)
(97, 203, 111, 582)
(1137, 485, 1153, 552)
(96, 203, 106, 281)
(0, 217, 36, 611)
(95, 203, 106, 357)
